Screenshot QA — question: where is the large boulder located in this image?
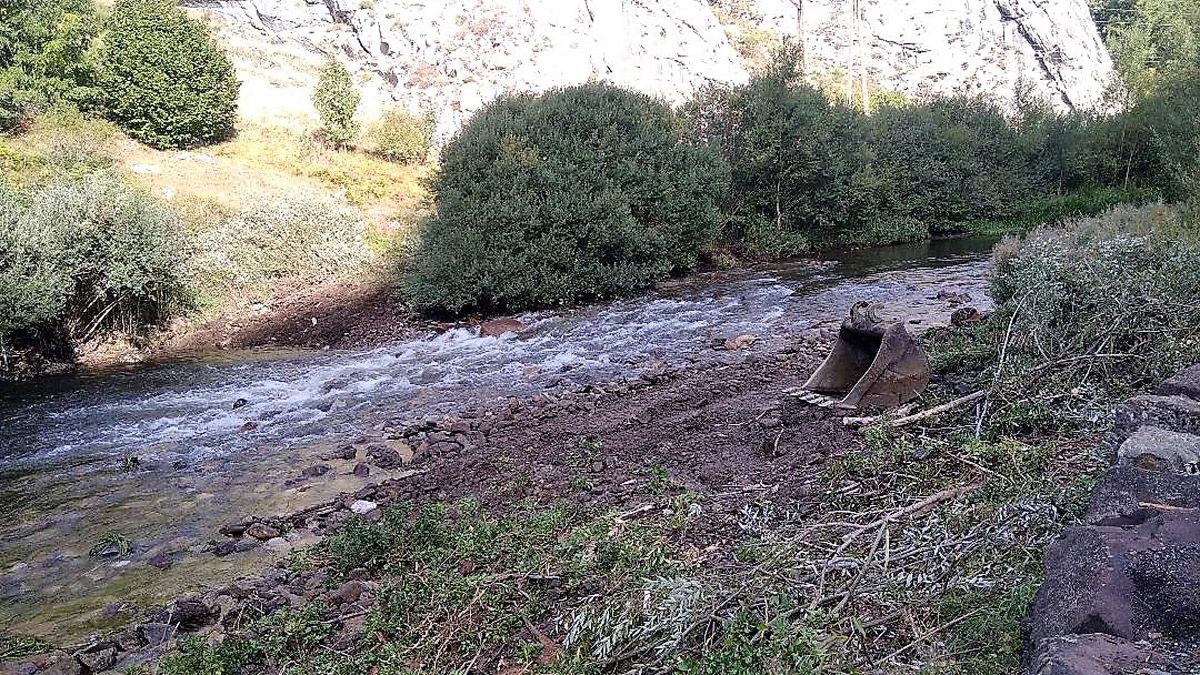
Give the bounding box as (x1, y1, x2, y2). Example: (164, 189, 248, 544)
(1027, 510, 1200, 646)
(1030, 633, 1172, 675)
(1087, 466, 1200, 525)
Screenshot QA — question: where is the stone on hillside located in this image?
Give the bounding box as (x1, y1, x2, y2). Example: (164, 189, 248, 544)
(1115, 395, 1200, 439)
(75, 645, 116, 673)
(1027, 510, 1200, 646)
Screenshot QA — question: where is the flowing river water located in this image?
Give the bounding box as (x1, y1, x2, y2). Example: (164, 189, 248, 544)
(0, 237, 996, 641)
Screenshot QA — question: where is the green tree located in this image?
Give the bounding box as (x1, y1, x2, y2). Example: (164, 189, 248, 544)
(97, 0, 240, 149)
(1092, 0, 1200, 100)
(403, 84, 729, 314)
(313, 56, 360, 147)
(0, 0, 101, 129)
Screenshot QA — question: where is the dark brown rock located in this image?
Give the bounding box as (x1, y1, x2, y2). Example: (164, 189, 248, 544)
(330, 579, 366, 605)
(352, 462, 370, 477)
(1087, 466, 1200, 524)
(75, 645, 116, 673)
(245, 523, 280, 541)
(480, 317, 526, 337)
(1027, 510, 1200, 646)
(170, 594, 213, 631)
(366, 444, 403, 469)
(301, 464, 331, 478)
(1031, 633, 1171, 675)
(1154, 365, 1200, 401)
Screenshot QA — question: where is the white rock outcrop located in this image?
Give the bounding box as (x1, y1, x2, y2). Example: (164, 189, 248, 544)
(752, 0, 1113, 111)
(186, 0, 1114, 137)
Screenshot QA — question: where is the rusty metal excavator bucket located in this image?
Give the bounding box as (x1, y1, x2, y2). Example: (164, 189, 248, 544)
(803, 302, 931, 410)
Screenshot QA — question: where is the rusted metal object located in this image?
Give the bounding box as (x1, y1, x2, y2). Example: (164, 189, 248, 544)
(803, 302, 930, 410)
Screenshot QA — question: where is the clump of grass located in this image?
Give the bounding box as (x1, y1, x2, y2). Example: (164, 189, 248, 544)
(89, 532, 133, 557)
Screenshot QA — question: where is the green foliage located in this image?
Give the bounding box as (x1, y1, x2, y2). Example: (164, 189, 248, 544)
(187, 193, 371, 300)
(937, 583, 1039, 675)
(1091, 0, 1200, 101)
(313, 56, 360, 148)
(0, 0, 100, 130)
(677, 609, 832, 674)
(930, 203, 1200, 435)
(0, 172, 184, 353)
(404, 83, 728, 314)
(97, 0, 239, 149)
(363, 107, 432, 163)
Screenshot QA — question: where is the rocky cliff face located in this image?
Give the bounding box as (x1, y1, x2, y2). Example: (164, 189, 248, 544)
(749, 0, 1113, 111)
(188, 0, 1113, 138)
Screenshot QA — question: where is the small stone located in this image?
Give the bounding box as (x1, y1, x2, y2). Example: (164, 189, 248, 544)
(724, 334, 757, 351)
(330, 579, 366, 605)
(352, 463, 370, 477)
(350, 500, 378, 515)
(590, 461, 605, 473)
(245, 523, 280, 541)
(170, 595, 211, 630)
(219, 521, 248, 537)
(232, 398, 249, 410)
(75, 646, 116, 673)
(264, 537, 292, 554)
(324, 445, 357, 461)
(149, 551, 180, 570)
(302, 464, 331, 478)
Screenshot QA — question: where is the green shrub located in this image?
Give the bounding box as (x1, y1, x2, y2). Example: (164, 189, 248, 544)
(929, 203, 1200, 434)
(313, 56, 360, 147)
(97, 0, 239, 149)
(364, 107, 432, 163)
(188, 192, 371, 299)
(403, 83, 728, 314)
(0, 173, 184, 353)
(0, 186, 71, 348)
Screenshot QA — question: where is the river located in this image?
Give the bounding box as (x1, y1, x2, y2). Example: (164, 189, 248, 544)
(0, 237, 996, 641)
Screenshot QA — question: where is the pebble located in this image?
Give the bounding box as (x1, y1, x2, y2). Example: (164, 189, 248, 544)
(350, 500, 378, 515)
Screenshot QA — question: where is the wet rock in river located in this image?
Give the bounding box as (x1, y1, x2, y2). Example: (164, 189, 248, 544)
(480, 317, 526, 337)
(232, 398, 249, 410)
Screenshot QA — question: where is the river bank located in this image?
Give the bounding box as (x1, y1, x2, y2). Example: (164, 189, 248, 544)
(0, 239, 992, 649)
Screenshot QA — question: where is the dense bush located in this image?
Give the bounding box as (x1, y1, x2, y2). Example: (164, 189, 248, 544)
(0, 0, 101, 131)
(684, 52, 881, 254)
(0, 173, 184, 353)
(189, 193, 372, 298)
(929, 203, 1200, 434)
(364, 108, 432, 163)
(403, 84, 728, 314)
(97, 0, 239, 149)
(314, 56, 360, 148)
